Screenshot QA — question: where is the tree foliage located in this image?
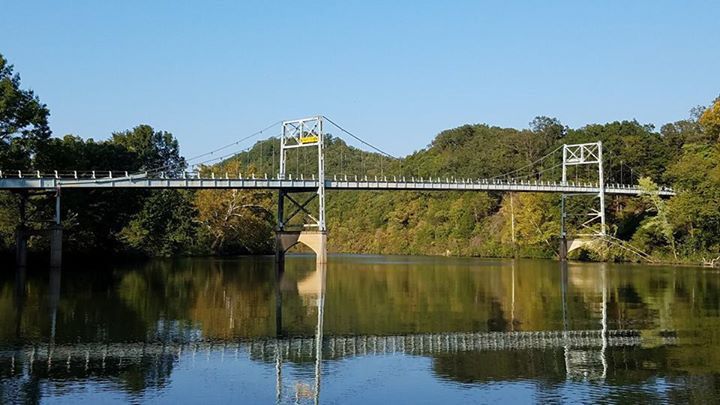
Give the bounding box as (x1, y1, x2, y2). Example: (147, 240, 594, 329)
(0, 53, 51, 170)
(0, 54, 50, 142)
(699, 97, 720, 143)
(121, 190, 199, 256)
(637, 177, 677, 260)
(194, 160, 275, 254)
(112, 125, 186, 173)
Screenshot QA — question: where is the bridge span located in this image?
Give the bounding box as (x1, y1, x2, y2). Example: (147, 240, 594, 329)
(0, 174, 675, 196)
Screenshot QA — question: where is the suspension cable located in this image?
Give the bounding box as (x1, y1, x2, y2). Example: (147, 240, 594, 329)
(509, 162, 564, 181)
(192, 146, 253, 170)
(143, 120, 282, 175)
(323, 116, 399, 159)
(186, 120, 282, 163)
(489, 145, 563, 180)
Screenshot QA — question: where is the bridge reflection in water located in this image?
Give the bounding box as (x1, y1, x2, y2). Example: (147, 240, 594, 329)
(1, 258, 683, 404)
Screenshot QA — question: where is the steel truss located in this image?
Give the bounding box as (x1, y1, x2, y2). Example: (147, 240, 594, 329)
(277, 116, 326, 232)
(561, 142, 606, 240)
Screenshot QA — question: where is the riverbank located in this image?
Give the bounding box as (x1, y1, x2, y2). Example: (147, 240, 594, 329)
(2, 245, 716, 270)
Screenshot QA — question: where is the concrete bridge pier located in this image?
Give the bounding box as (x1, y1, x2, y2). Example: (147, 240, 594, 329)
(559, 236, 568, 261)
(49, 224, 63, 268)
(13, 190, 63, 268)
(276, 231, 328, 264)
(14, 226, 28, 268)
(13, 225, 63, 268)
(50, 189, 62, 268)
(560, 236, 597, 261)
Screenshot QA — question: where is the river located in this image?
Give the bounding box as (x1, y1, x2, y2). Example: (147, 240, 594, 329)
(1, 255, 718, 403)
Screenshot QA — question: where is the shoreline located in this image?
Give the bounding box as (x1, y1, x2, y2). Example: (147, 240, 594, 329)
(2, 249, 716, 270)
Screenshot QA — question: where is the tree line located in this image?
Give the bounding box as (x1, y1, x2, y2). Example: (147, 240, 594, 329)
(1, 52, 719, 263)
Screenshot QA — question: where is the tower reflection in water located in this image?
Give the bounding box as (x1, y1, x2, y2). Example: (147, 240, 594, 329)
(559, 261, 609, 381)
(275, 259, 326, 404)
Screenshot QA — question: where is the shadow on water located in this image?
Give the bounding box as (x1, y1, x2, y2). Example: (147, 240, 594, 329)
(2, 256, 720, 402)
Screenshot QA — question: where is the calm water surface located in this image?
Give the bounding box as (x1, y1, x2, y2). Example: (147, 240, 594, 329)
(1, 255, 719, 404)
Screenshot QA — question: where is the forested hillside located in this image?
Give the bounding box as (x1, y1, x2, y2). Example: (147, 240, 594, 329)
(1, 52, 719, 263)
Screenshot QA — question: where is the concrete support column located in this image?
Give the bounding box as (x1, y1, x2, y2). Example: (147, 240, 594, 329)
(15, 227, 27, 268)
(275, 232, 285, 263)
(559, 236, 568, 262)
(49, 225, 63, 268)
(316, 232, 327, 265)
(276, 190, 285, 263)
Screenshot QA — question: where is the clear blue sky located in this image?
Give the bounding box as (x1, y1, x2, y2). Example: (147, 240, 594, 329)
(3, 1, 719, 158)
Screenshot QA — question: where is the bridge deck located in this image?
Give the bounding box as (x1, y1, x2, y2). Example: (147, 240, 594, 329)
(0, 176, 675, 196)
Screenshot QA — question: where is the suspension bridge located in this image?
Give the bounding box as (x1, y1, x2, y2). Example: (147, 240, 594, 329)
(0, 116, 675, 267)
(0, 172, 673, 195)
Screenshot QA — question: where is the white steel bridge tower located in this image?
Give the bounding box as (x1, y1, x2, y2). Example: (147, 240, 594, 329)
(560, 141, 606, 260)
(275, 116, 327, 264)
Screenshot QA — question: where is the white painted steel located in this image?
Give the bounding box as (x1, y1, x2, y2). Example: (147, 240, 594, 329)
(0, 176, 675, 196)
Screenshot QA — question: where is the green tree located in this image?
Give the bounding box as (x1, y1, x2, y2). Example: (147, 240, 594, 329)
(0, 53, 50, 143)
(665, 144, 720, 256)
(0, 53, 51, 172)
(0, 53, 52, 250)
(500, 193, 559, 255)
(0, 53, 50, 171)
(31, 136, 145, 253)
(637, 177, 677, 260)
(566, 120, 669, 183)
(120, 190, 199, 256)
(112, 125, 186, 174)
(194, 160, 275, 254)
(699, 97, 720, 143)
(505, 116, 565, 178)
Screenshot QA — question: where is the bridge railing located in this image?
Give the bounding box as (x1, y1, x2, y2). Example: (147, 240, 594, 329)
(0, 169, 676, 195)
(0, 170, 141, 180)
